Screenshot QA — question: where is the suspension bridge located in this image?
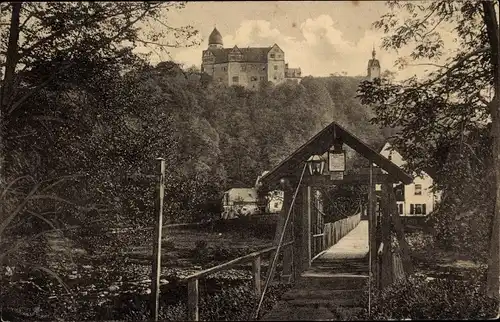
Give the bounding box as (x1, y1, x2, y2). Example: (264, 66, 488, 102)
(181, 121, 414, 321)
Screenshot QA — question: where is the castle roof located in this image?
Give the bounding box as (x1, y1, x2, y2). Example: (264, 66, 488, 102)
(205, 46, 273, 63)
(208, 28, 223, 45)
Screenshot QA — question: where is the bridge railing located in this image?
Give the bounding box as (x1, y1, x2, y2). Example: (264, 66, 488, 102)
(182, 240, 294, 321)
(311, 210, 362, 259)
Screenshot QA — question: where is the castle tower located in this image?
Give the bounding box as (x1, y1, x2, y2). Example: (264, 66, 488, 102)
(367, 46, 381, 81)
(208, 27, 223, 49)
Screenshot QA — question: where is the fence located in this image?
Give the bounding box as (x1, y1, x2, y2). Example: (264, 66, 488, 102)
(322, 212, 361, 250)
(182, 241, 294, 321)
(311, 211, 361, 259)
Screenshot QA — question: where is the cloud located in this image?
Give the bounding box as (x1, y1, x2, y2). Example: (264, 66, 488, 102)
(169, 15, 459, 81)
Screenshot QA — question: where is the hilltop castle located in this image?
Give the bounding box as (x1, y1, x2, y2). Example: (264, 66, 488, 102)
(201, 28, 302, 89)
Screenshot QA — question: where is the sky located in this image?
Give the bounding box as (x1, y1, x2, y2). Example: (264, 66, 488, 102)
(137, 1, 460, 81)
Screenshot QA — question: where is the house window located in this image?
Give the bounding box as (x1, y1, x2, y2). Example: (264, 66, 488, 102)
(410, 204, 427, 215)
(398, 203, 403, 215)
(388, 153, 392, 161)
(251, 76, 258, 81)
(232, 76, 239, 83)
(414, 184, 422, 195)
(241, 65, 246, 71)
(277, 54, 282, 59)
(223, 67, 227, 71)
(273, 75, 277, 80)
(375, 184, 381, 191)
(274, 65, 278, 70)
(260, 76, 265, 81)
(274, 202, 279, 208)
(270, 53, 275, 58)
(262, 66, 266, 71)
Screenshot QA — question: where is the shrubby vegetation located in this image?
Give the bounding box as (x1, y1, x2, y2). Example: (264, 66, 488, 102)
(367, 275, 496, 320)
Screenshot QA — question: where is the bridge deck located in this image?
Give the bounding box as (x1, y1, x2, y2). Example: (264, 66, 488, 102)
(318, 220, 369, 260)
(261, 220, 370, 321)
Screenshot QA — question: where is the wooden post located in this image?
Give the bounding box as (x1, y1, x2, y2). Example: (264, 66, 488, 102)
(280, 179, 294, 282)
(293, 192, 302, 280)
(388, 186, 414, 276)
(368, 163, 374, 277)
(252, 256, 262, 296)
(151, 157, 165, 321)
(304, 185, 312, 269)
(187, 279, 199, 321)
(380, 184, 393, 288)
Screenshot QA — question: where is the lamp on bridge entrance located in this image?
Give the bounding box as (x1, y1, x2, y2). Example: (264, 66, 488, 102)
(306, 155, 326, 176)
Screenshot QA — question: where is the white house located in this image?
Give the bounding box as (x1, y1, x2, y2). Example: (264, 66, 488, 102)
(266, 190, 284, 214)
(221, 188, 260, 219)
(376, 142, 441, 216)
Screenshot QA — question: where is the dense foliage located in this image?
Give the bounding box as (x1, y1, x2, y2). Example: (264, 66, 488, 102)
(366, 275, 497, 320)
(357, 1, 498, 264)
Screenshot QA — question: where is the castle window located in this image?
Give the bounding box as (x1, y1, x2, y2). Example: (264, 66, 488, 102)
(251, 76, 258, 81)
(241, 65, 246, 71)
(260, 76, 265, 81)
(274, 65, 279, 70)
(270, 53, 275, 58)
(223, 67, 227, 71)
(232, 76, 239, 83)
(262, 66, 266, 71)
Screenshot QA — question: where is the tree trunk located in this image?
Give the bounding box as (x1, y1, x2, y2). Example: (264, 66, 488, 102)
(1, 2, 22, 110)
(482, 1, 500, 301)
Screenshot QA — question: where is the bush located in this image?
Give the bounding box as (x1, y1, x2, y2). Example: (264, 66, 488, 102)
(364, 275, 497, 320)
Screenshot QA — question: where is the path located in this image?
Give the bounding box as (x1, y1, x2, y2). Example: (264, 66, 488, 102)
(261, 220, 369, 321)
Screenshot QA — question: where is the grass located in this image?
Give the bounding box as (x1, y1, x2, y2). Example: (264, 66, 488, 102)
(2, 217, 280, 321)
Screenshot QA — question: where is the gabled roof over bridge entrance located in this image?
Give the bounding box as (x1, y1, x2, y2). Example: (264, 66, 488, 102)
(259, 121, 413, 188)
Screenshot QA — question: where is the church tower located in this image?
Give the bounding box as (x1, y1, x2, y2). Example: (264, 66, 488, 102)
(208, 27, 223, 49)
(367, 46, 381, 81)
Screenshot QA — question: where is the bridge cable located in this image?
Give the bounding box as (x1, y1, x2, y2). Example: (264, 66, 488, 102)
(253, 163, 307, 320)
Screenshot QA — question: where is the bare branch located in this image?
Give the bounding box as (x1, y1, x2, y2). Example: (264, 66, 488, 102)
(407, 62, 447, 68)
(422, 15, 446, 38)
(421, 46, 490, 88)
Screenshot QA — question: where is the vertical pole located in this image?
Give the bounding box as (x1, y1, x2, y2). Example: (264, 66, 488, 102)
(151, 157, 165, 321)
(252, 256, 262, 296)
(381, 183, 394, 288)
(187, 279, 199, 321)
(368, 163, 373, 317)
(306, 185, 312, 267)
(282, 180, 293, 282)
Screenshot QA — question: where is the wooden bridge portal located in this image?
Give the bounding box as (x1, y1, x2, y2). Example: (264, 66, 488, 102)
(255, 121, 414, 320)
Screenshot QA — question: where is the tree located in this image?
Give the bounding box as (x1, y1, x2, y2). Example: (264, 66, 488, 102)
(357, 0, 499, 300)
(0, 2, 199, 267)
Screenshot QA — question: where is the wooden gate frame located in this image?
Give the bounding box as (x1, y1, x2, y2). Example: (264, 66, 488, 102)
(258, 121, 414, 287)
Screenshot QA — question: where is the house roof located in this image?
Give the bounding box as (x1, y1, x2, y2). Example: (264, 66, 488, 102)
(225, 188, 258, 202)
(259, 121, 413, 188)
(206, 47, 272, 64)
(379, 141, 438, 180)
